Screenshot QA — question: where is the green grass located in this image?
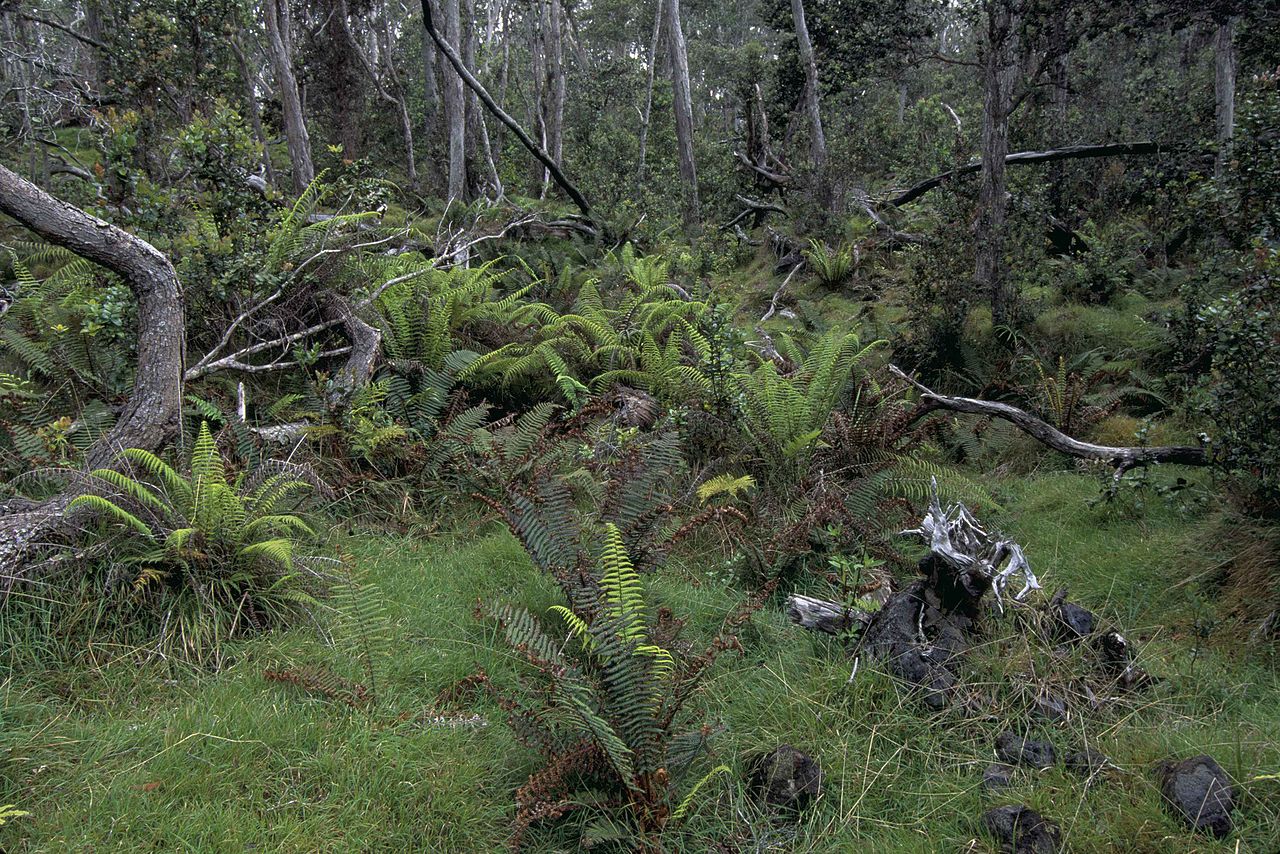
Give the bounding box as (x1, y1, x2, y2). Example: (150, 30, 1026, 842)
(3, 475, 1278, 852)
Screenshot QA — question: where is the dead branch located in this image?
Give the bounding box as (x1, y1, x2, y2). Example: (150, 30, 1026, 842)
(889, 142, 1163, 207)
(889, 365, 1211, 476)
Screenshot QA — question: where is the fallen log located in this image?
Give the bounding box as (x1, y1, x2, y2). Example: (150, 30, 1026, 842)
(888, 365, 1210, 481)
(889, 142, 1163, 207)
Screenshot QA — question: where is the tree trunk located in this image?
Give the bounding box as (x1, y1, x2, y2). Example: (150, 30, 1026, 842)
(1047, 12, 1069, 217)
(636, 0, 665, 185)
(976, 1, 1017, 329)
(0, 164, 186, 571)
(439, 0, 468, 202)
(666, 0, 699, 230)
(231, 33, 276, 188)
(324, 0, 363, 161)
(544, 0, 566, 170)
(0, 165, 184, 462)
(1213, 17, 1236, 179)
(419, 0, 592, 218)
(421, 11, 440, 163)
(791, 0, 829, 206)
(264, 0, 314, 194)
(340, 0, 418, 187)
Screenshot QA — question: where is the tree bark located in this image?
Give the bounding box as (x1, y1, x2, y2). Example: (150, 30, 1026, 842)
(544, 0, 566, 171)
(419, 0, 593, 218)
(791, 0, 829, 206)
(666, 0, 699, 229)
(1213, 17, 1236, 179)
(636, 0, 665, 185)
(263, 0, 315, 194)
(0, 165, 185, 463)
(438, 0, 468, 202)
(976, 0, 1018, 329)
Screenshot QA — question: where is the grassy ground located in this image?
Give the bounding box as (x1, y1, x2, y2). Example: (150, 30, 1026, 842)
(2, 472, 1278, 852)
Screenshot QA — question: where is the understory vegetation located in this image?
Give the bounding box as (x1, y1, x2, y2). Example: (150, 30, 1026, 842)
(2, 0, 1280, 851)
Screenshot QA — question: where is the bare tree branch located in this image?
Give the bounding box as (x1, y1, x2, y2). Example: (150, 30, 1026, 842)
(889, 142, 1163, 206)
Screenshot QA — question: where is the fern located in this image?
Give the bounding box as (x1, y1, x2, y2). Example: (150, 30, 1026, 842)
(65, 422, 327, 665)
(696, 473, 756, 504)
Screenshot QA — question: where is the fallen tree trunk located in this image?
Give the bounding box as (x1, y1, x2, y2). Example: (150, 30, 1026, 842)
(419, 0, 593, 220)
(890, 142, 1163, 207)
(889, 365, 1210, 476)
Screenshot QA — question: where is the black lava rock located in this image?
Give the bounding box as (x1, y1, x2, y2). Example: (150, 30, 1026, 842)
(1064, 748, 1109, 777)
(983, 762, 1016, 791)
(1156, 754, 1235, 838)
(983, 804, 1063, 853)
(1054, 599, 1096, 642)
(996, 732, 1057, 770)
(748, 744, 823, 813)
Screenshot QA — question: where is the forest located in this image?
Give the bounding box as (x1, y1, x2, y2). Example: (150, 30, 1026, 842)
(0, 0, 1278, 850)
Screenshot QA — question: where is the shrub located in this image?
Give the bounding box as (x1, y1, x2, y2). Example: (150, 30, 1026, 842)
(1196, 245, 1280, 510)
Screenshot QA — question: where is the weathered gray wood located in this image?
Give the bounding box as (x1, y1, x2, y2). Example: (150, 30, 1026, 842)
(890, 365, 1209, 472)
(786, 594, 873, 635)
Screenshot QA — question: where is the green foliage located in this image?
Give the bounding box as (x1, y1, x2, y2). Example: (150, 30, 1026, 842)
(0, 247, 125, 475)
(1195, 245, 1280, 508)
(804, 238, 858, 288)
(64, 423, 329, 665)
(464, 275, 711, 408)
(736, 330, 882, 483)
(484, 521, 743, 848)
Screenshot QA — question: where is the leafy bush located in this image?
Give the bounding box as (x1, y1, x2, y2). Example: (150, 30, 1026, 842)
(64, 422, 330, 664)
(1196, 245, 1280, 510)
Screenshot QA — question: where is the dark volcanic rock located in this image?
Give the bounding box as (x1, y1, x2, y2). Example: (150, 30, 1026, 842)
(1095, 630, 1153, 689)
(748, 744, 822, 813)
(1156, 755, 1235, 838)
(983, 762, 1016, 791)
(1052, 596, 1096, 642)
(1033, 691, 1068, 721)
(996, 732, 1057, 770)
(858, 576, 972, 709)
(983, 804, 1063, 853)
(1064, 748, 1109, 777)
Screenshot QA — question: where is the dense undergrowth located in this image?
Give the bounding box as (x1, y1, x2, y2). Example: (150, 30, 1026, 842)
(1, 474, 1277, 852)
(3, 10, 1280, 849)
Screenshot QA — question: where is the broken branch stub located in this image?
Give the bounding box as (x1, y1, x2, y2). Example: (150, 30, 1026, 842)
(900, 478, 1042, 614)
